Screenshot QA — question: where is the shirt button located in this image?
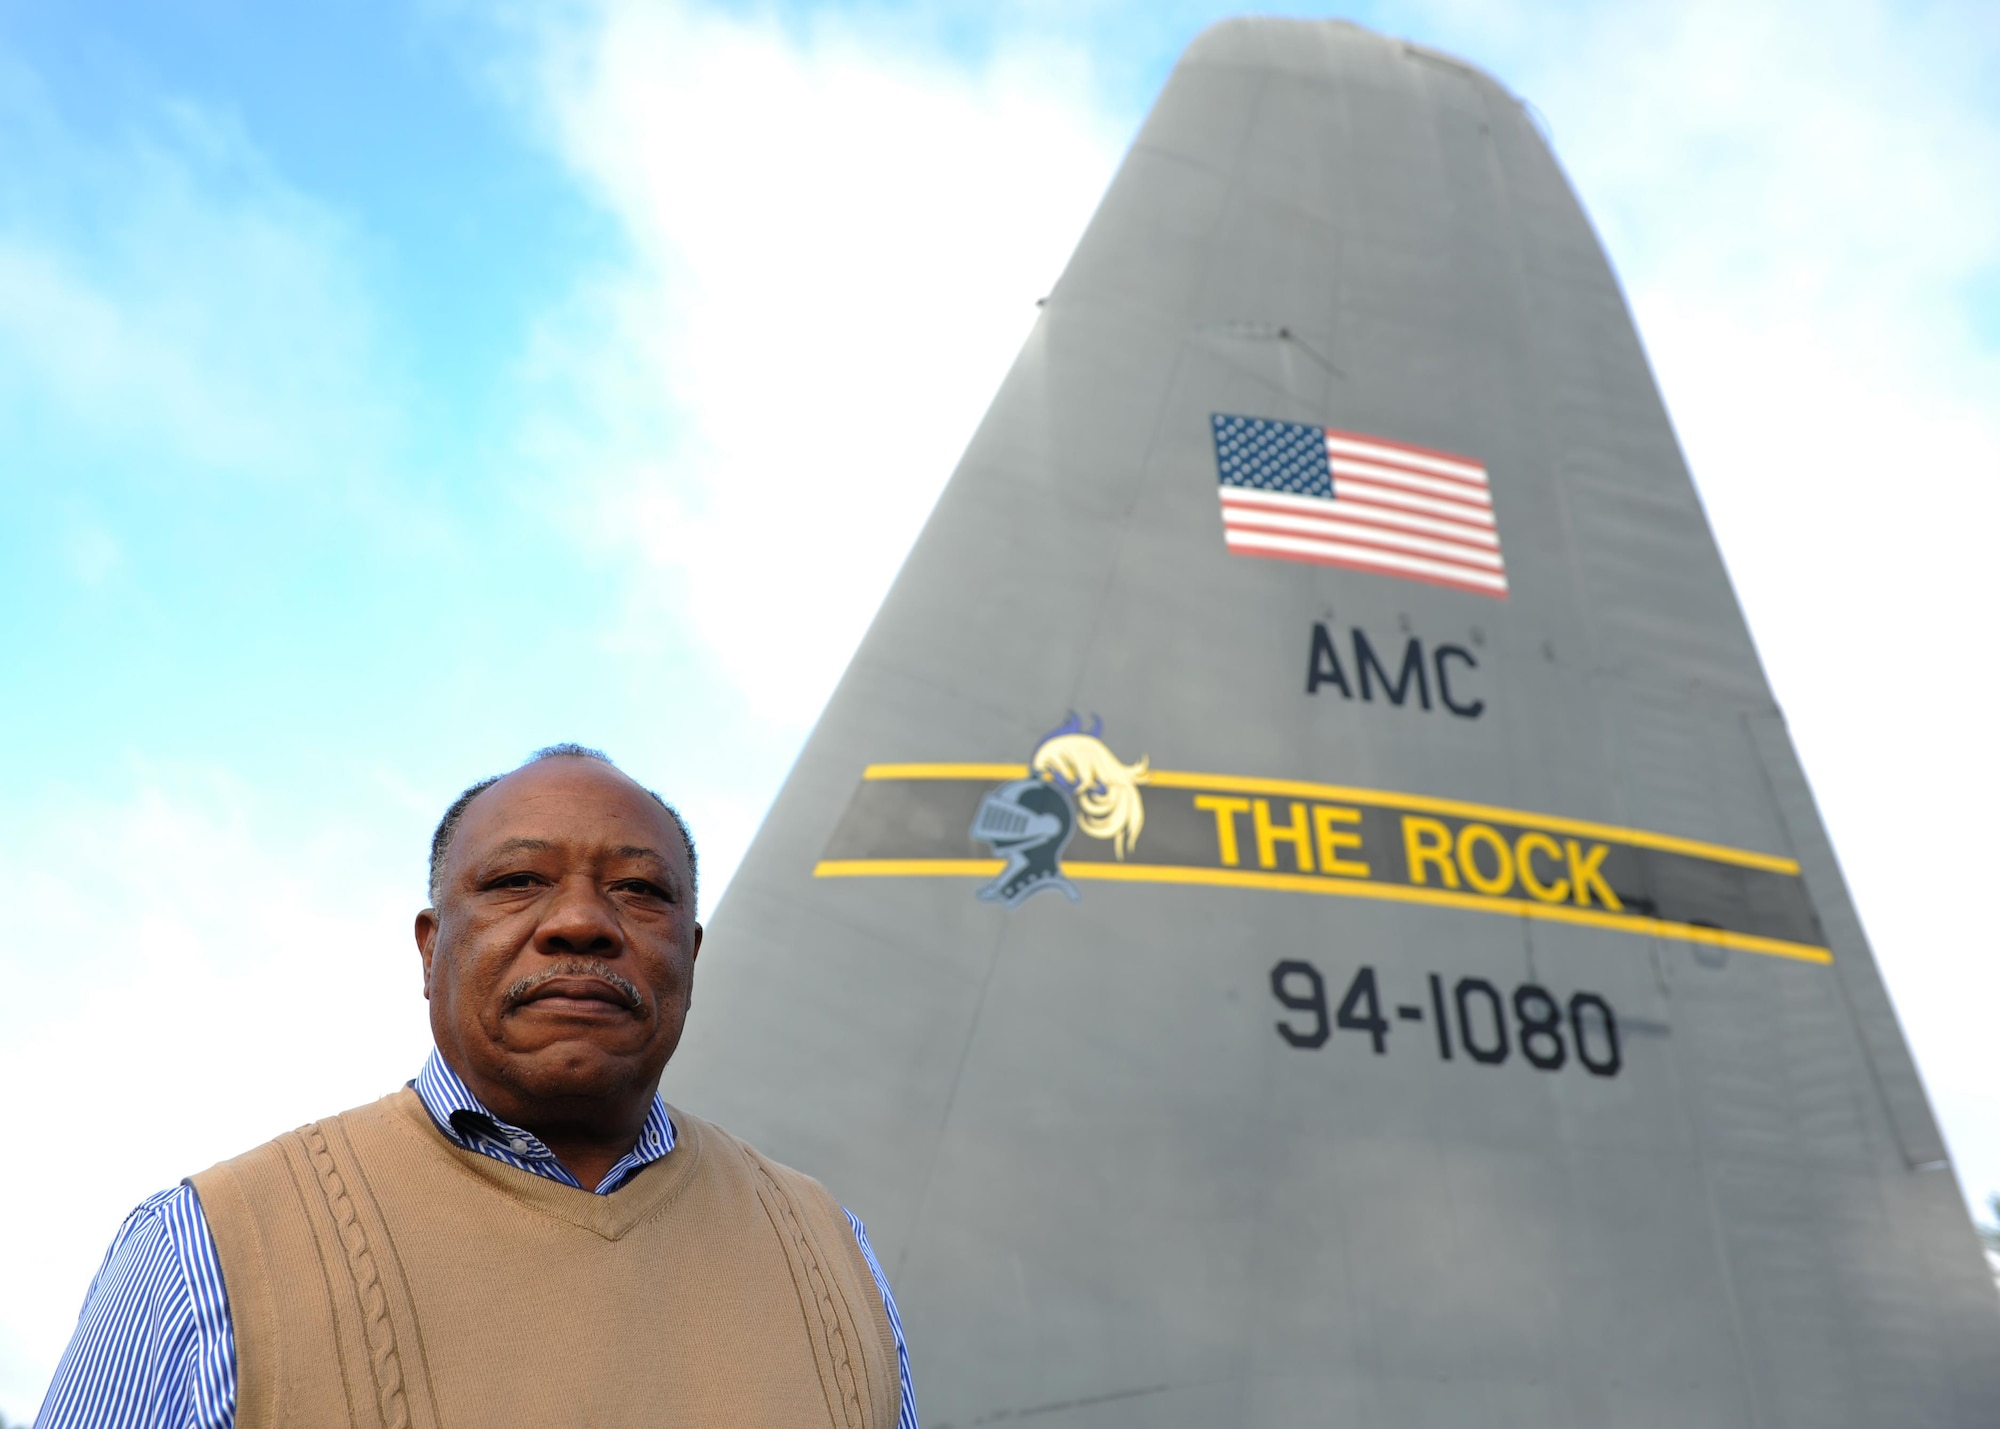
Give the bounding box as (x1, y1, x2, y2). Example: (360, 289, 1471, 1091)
(509, 1138, 530, 1154)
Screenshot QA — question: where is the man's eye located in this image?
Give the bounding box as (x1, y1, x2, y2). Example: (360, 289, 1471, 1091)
(494, 873, 542, 890)
(616, 880, 669, 900)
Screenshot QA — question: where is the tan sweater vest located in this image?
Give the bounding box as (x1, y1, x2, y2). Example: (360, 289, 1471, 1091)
(189, 1089, 899, 1429)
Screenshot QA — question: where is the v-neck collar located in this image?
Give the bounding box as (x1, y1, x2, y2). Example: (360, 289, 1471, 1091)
(385, 1087, 704, 1242)
(410, 1048, 678, 1194)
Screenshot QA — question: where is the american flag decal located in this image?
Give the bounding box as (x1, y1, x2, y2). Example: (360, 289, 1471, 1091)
(1210, 414, 1507, 598)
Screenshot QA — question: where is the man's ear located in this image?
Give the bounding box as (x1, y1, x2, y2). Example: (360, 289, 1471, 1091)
(684, 923, 703, 1008)
(416, 908, 440, 999)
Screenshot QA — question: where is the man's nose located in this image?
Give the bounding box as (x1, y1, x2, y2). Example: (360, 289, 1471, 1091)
(533, 877, 625, 956)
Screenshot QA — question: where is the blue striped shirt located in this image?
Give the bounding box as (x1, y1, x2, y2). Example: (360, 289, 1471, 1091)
(37, 1052, 918, 1429)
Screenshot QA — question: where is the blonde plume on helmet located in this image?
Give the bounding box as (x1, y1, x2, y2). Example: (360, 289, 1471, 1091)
(1030, 715, 1151, 860)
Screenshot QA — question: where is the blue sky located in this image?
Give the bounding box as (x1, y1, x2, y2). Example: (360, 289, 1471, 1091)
(3, 0, 1997, 1412)
(1, 3, 609, 798)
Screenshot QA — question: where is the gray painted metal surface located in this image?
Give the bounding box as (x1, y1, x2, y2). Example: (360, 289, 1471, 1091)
(664, 18, 2000, 1426)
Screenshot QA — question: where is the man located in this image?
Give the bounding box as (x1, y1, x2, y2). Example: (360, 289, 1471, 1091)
(39, 745, 918, 1429)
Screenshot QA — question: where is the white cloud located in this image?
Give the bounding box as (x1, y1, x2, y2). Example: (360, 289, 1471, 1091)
(505, 2, 1123, 729)
(0, 55, 441, 1420)
(0, 71, 397, 486)
(61, 521, 123, 586)
(0, 774, 430, 1415)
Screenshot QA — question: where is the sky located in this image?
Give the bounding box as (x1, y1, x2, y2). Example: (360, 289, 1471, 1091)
(1, 0, 1996, 1413)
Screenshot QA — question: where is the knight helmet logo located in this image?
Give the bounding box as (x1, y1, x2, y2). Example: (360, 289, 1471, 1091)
(970, 714, 1151, 908)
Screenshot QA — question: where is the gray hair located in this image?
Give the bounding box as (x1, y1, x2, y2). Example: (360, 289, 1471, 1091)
(427, 744, 698, 909)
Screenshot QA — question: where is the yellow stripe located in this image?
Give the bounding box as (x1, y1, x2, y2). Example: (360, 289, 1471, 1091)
(864, 763, 1027, 781)
(858, 762, 1797, 874)
(811, 858, 1833, 965)
(815, 858, 1004, 878)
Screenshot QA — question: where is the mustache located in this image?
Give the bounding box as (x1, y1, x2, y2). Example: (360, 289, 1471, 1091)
(502, 959, 647, 1013)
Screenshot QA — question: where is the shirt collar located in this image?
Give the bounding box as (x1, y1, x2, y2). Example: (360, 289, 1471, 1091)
(412, 1047, 677, 1193)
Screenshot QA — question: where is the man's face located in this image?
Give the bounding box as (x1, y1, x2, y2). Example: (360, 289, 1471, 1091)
(417, 757, 701, 1117)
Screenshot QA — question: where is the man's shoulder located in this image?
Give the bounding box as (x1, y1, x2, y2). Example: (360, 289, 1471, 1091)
(133, 1181, 201, 1221)
(104, 1182, 208, 1265)
(664, 1105, 844, 1213)
(188, 1087, 427, 1190)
